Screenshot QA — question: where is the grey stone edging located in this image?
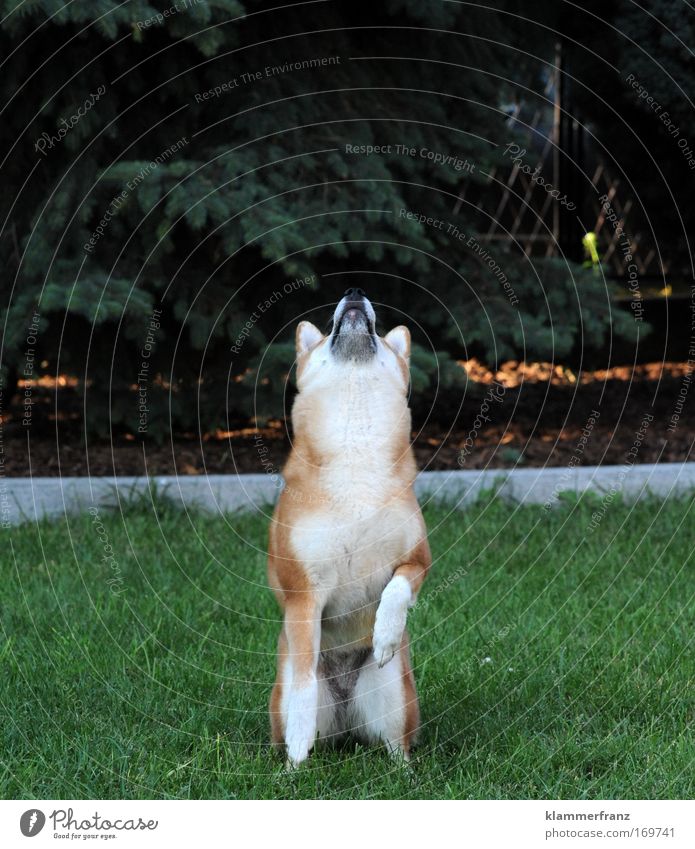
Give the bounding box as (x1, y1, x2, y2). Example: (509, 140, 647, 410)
(1, 462, 694, 526)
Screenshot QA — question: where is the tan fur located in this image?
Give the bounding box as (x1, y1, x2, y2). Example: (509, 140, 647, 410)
(400, 631, 420, 751)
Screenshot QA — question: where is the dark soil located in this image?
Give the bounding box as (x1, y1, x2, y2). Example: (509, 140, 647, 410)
(1, 360, 692, 477)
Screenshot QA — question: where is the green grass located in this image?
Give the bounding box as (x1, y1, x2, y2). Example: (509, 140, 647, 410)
(2, 490, 694, 799)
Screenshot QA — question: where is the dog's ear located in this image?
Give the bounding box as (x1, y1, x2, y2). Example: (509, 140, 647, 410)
(296, 321, 323, 355)
(384, 326, 411, 363)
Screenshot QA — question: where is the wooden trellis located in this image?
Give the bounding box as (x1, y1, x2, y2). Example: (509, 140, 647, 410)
(588, 165, 662, 276)
(453, 46, 664, 279)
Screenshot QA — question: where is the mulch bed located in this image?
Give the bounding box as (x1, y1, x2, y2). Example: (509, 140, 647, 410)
(1, 360, 692, 477)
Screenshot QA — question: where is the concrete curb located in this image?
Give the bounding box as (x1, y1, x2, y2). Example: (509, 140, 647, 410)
(2, 462, 695, 526)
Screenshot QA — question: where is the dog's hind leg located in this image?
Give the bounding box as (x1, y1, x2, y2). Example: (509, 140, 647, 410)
(271, 633, 341, 755)
(315, 659, 344, 747)
(348, 632, 419, 759)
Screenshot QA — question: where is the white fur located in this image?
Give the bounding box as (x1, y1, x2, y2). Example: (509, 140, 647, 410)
(349, 653, 407, 753)
(373, 574, 412, 666)
(384, 326, 410, 363)
(294, 366, 410, 507)
(284, 674, 318, 767)
(297, 335, 407, 398)
(297, 321, 323, 354)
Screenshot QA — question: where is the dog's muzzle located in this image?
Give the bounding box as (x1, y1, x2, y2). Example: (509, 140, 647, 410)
(330, 288, 377, 360)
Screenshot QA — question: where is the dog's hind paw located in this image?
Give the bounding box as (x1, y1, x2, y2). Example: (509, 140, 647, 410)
(285, 737, 312, 768)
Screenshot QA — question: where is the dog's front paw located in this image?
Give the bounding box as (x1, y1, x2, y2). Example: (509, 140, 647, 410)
(373, 574, 411, 666)
(372, 604, 407, 667)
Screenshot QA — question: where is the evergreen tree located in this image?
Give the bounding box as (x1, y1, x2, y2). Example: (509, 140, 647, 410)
(0, 0, 637, 438)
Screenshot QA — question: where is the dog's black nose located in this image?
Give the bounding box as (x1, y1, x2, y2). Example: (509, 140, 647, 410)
(344, 287, 366, 299)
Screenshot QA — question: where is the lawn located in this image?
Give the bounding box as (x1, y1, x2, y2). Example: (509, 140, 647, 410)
(1, 490, 694, 799)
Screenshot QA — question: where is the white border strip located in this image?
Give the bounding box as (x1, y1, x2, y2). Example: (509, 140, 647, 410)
(2, 462, 695, 526)
(2, 799, 695, 846)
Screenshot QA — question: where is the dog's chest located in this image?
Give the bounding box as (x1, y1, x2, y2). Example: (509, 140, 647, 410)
(289, 510, 399, 650)
(285, 363, 421, 644)
(290, 501, 417, 596)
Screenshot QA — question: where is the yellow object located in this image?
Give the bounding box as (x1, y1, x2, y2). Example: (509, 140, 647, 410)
(582, 232, 600, 267)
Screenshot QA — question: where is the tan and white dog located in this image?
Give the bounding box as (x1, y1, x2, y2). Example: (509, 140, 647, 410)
(268, 288, 431, 766)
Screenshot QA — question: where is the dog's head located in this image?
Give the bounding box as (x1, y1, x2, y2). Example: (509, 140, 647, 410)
(294, 288, 410, 391)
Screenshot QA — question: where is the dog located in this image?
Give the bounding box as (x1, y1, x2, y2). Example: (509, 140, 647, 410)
(268, 288, 431, 766)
